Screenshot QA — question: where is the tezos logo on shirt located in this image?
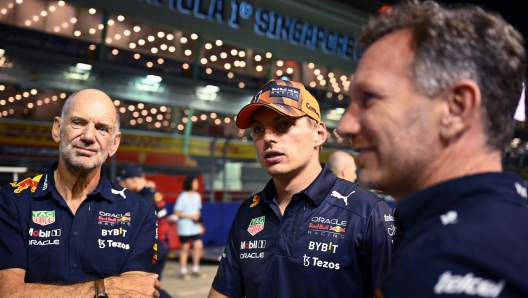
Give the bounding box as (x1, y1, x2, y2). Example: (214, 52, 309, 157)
(302, 254, 340, 270)
(247, 216, 265, 236)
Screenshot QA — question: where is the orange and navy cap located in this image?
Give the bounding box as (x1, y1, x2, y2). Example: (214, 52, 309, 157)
(236, 79, 321, 129)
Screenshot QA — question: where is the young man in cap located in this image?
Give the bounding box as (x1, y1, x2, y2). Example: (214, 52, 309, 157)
(0, 89, 160, 297)
(337, 1, 528, 297)
(117, 165, 172, 298)
(208, 80, 394, 298)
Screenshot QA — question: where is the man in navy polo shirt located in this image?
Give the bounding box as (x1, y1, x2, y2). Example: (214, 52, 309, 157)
(337, 1, 528, 297)
(117, 165, 172, 298)
(208, 80, 394, 298)
(0, 89, 160, 297)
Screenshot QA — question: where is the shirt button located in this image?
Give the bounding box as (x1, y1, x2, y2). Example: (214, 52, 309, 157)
(280, 233, 286, 238)
(73, 231, 78, 236)
(72, 263, 77, 268)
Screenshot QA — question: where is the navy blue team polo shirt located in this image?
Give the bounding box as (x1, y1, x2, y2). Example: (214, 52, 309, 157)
(0, 162, 158, 283)
(379, 172, 528, 297)
(212, 165, 394, 298)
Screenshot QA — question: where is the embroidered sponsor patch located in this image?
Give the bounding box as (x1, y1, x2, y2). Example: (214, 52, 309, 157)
(250, 195, 260, 208)
(32, 210, 55, 226)
(11, 175, 42, 193)
(247, 216, 265, 236)
(270, 86, 300, 100)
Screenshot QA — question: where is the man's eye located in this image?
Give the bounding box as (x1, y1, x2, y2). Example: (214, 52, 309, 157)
(279, 122, 292, 129)
(363, 92, 376, 103)
(97, 126, 110, 133)
(71, 120, 81, 127)
(252, 126, 264, 134)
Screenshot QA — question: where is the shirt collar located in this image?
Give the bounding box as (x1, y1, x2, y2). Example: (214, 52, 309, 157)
(395, 172, 526, 231)
(34, 161, 115, 202)
(261, 164, 338, 206)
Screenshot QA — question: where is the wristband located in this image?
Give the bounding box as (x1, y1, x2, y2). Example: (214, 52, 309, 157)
(94, 279, 108, 298)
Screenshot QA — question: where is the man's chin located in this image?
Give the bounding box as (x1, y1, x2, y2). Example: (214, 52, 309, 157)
(358, 172, 385, 191)
(65, 156, 105, 171)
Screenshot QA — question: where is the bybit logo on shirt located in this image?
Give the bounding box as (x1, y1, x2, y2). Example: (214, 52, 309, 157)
(101, 227, 128, 237)
(308, 241, 338, 253)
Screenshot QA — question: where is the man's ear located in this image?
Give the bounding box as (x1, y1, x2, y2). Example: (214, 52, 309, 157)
(52, 117, 61, 143)
(314, 121, 327, 147)
(439, 79, 481, 141)
(107, 131, 121, 158)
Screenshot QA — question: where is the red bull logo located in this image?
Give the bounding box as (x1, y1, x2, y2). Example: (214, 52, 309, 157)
(10, 175, 42, 194)
(250, 195, 260, 208)
(330, 226, 346, 233)
(117, 216, 131, 223)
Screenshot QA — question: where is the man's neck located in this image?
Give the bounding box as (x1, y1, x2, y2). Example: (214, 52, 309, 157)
(393, 135, 502, 202)
(273, 162, 322, 214)
(54, 160, 101, 214)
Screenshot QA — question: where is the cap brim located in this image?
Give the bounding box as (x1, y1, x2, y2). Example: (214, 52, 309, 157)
(236, 103, 306, 129)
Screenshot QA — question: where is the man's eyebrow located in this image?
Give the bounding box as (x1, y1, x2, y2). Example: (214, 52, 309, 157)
(250, 114, 287, 125)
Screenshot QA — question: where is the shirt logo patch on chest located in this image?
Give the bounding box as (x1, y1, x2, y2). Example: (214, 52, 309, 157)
(11, 175, 42, 194)
(330, 190, 355, 206)
(247, 216, 265, 236)
(249, 195, 260, 208)
(98, 211, 131, 226)
(32, 210, 55, 226)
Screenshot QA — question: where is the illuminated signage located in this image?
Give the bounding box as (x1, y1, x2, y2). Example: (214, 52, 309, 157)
(141, 0, 357, 59)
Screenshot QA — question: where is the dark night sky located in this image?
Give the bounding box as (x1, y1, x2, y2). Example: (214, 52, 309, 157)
(439, 0, 528, 39)
(346, 1, 528, 43)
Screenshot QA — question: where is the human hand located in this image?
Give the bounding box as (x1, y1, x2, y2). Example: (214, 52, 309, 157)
(190, 213, 201, 222)
(106, 273, 161, 297)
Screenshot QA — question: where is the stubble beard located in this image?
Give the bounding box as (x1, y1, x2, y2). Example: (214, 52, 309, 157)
(59, 139, 108, 171)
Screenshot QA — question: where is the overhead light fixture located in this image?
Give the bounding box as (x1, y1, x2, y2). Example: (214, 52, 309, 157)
(146, 75, 162, 83)
(63, 63, 92, 80)
(76, 63, 92, 70)
(133, 76, 163, 92)
(326, 108, 345, 121)
(0, 49, 13, 68)
(196, 85, 219, 101)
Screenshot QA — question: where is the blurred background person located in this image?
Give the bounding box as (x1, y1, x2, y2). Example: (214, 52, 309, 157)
(117, 165, 172, 298)
(174, 176, 205, 280)
(327, 150, 358, 182)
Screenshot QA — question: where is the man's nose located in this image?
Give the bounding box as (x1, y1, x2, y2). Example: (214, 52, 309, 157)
(81, 123, 96, 142)
(262, 126, 278, 143)
(337, 102, 361, 138)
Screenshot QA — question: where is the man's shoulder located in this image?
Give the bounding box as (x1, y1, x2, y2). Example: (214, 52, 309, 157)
(323, 179, 387, 212)
(107, 181, 152, 207)
(1, 175, 44, 201)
